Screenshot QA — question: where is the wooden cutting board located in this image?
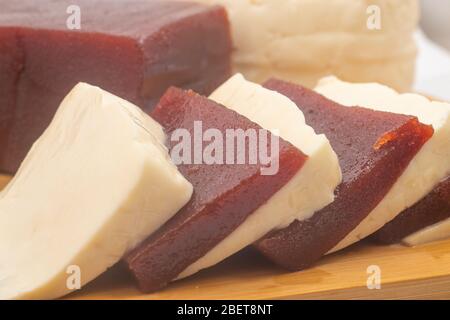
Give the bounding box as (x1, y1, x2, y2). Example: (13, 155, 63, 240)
(2, 174, 450, 300)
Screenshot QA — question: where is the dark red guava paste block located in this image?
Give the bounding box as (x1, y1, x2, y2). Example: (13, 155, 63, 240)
(124, 87, 307, 292)
(371, 176, 450, 244)
(254, 79, 434, 271)
(0, 0, 232, 174)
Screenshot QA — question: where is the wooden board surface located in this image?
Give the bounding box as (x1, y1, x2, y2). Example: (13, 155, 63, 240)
(2, 174, 450, 300)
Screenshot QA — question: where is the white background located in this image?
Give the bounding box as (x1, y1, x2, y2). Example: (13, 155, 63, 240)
(415, 1, 450, 100)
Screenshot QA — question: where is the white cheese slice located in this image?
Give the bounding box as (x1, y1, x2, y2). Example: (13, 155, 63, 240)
(0, 83, 193, 300)
(403, 218, 450, 246)
(315, 76, 450, 253)
(177, 74, 341, 279)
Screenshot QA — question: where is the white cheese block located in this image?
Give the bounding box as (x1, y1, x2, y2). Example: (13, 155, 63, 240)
(315, 76, 450, 253)
(191, 0, 419, 91)
(0, 83, 193, 300)
(236, 53, 415, 94)
(403, 218, 450, 246)
(177, 74, 341, 279)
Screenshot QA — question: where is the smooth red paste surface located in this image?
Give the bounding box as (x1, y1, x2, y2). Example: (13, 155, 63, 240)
(255, 79, 434, 271)
(124, 87, 307, 292)
(0, 0, 231, 173)
(371, 176, 450, 244)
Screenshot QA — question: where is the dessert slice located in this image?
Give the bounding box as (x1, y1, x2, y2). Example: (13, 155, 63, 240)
(178, 74, 340, 279)
(125, 74, 340, 291)
(255, 78, 433, 270)
(0, 0, 231, 173)
(0, 83, 192, 300)
(403, 210, 450, 246)
(371, 177, 450, 245)
(315, 76, 450, 252)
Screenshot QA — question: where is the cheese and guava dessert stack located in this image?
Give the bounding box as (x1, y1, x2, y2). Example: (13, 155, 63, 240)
(2, 0, 449, 302)
(254, 78, 433, 270)
(1, 75, 449, 299)
(192, 0, 418, 91)
(315, 77, 450, 249)
(0, 84, 193, 299)
(125, 74, 341, 291)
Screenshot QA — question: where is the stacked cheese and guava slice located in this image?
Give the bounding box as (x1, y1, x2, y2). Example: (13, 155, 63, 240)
(125, 74, 341, 291)
(181, 75, 342, 277)
(315, 77, 450, 251)
(3, 73, 450, 299)
(254, 77, 433, 270)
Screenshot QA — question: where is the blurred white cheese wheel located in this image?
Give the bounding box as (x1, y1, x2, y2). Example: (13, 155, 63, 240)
(192, 0, 419, 91)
